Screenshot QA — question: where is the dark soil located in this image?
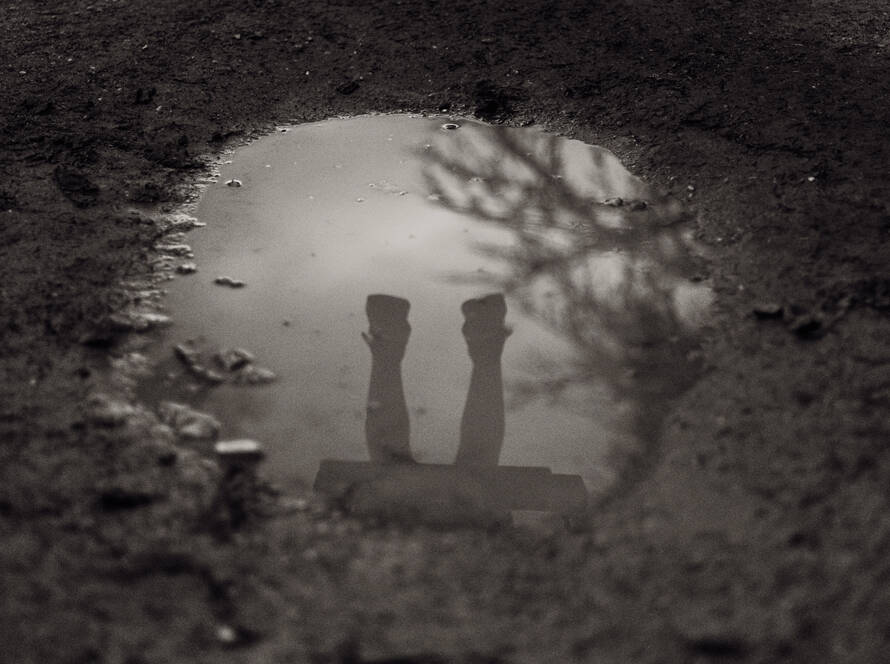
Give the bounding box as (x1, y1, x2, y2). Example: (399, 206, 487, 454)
(2, 1, 890, 662)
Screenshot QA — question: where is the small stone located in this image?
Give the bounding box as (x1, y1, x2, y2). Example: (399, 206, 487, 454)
(158, 401, 221, 440)
(158, 213, 203, 231)
(154, 243, 192, 256)
(752, 302, 784, 319)
(174, 342, 200, 365)
(215, 439, 265, 463)
(441, 122, 460, 131)
(603, 197, 624, 207)
(107, 311, 173, 332)
(194, 366, 226, 383)
(233, 365, 277, 385)
(214, 276, 246, 288)
(215, 348, 256, 371)
(216, 625, 238, 644)
(174, 343, 227, 383)
(86, 393, 137, 426)
(176, 262, 198, 274)
(178, 421, 218, 440)
(226, 179, 242, 188)
(629, 200, 648, 211)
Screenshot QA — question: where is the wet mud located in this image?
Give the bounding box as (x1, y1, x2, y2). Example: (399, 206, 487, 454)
(2, 1, 890, 662)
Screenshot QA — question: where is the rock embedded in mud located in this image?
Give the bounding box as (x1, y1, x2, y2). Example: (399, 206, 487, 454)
(174, 342, 226, 383)
(214, 276, 246, 288)
(158, 401, 221, 440)
(107, 310, 173, 332)
(233, 364, 277, 385)
(215, 347, 256, 371)
(85, 393, 138, 426)
(225, 179, 242, 188)
(215, 625, 238, 645)
(154, 242, 193, 256)
(215, 439, 265, 463)
(156, 212, 205, 232)
(176, 262, 198, 274)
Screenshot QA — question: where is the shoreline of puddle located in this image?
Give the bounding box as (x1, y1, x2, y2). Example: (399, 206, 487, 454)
(106, 113, 713, 522)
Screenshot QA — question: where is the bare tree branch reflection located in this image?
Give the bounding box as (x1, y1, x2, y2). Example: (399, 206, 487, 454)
(421, 123, 711, 480)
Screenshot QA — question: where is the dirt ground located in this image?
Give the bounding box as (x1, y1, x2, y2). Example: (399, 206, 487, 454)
(2, 0, 890, 662)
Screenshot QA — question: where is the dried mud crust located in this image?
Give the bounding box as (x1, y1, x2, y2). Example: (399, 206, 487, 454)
(2, 0, 890, 662)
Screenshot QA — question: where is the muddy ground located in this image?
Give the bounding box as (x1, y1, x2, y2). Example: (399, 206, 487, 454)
(2, 0, 890, 662)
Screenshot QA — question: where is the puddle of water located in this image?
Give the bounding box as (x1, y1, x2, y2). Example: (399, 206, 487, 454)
(141, 114, 711, 521)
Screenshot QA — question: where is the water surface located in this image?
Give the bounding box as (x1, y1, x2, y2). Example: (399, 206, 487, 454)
(143, 114, 711, 516)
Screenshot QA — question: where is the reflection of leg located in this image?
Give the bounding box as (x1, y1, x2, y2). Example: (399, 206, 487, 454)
(456, 293, 509, 466)
(363, 294, 413, 463)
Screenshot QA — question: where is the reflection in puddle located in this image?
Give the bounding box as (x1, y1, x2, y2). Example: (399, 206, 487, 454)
(141, 114, 711, 522)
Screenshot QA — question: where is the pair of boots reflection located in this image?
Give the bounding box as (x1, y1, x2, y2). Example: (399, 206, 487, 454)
(362, 292, 509, 466)
(313, 292, 588, 519)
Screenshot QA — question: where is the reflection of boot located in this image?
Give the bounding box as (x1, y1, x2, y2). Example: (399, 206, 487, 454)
(363, 294, 413, 464)
(363, 294, 411, 363)
(461, 293, 510, 364)
(456, 293, 508, 466)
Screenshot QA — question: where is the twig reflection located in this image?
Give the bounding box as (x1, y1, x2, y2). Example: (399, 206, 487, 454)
(420, 123, 710, 485)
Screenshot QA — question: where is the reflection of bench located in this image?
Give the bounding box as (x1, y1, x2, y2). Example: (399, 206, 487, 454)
(314, 459, 588, 514)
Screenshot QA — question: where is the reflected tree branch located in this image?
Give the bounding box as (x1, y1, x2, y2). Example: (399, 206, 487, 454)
(420, 123, 709, 408)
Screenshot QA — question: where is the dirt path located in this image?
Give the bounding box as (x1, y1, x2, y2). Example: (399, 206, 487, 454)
(2, 1, 890, 662)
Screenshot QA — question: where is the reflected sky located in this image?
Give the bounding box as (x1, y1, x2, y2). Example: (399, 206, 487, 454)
(141, 115, 711, 514)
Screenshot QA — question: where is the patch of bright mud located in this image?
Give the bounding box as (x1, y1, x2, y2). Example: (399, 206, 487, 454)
(141, 114, 711, 520)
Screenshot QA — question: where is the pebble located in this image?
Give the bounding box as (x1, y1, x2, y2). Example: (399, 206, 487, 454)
(158, 213, 204, 231)
(176, 262, 198, 274)
(226, 179, 242, 187)
(85, 393, 138, 426)
(215, 625, 238, 645)
(440, 122, 460, 130)
(174, 343, 226, 383)
(107, 311, 173, 332)
(158, 401, 221, 440)
(603, 197, 624, 207)
(233, 364, 277, 385)
(215, 347, 256, 371)
(174, 342, 198, 362)
(154, 243, 193, 256)
(214, 276, 246, 288)
(214, 439, 265, 463)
